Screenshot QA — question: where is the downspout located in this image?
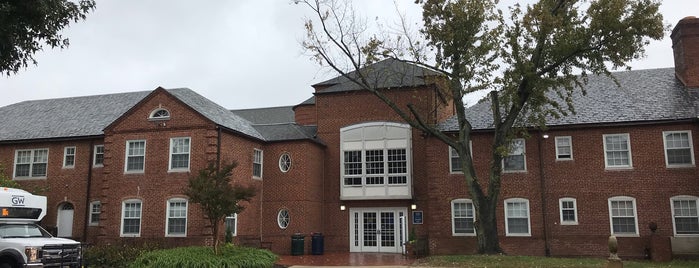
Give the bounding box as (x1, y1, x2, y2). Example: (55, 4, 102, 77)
(82, 140, 95, 242)
(537, 132, 551, 256)
(216, 126, 222, 170)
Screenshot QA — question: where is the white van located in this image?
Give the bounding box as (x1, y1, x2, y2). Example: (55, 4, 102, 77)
(0, 188, 81, 267)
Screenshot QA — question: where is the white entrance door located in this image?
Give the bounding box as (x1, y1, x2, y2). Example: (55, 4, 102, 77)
(349, 207, 408, 253)
(57, 203, 74, 237)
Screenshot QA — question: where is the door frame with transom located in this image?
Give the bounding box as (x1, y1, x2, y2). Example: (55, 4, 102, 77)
(348, 207, 408, 253)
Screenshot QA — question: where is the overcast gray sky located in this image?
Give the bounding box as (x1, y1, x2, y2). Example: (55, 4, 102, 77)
(1, 1, 697, 109)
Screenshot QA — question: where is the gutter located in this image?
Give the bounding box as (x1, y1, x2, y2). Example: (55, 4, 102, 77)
(82, 140, 95, 243)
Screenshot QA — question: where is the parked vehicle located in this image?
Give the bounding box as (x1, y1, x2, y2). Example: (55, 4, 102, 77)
(0, 188, 81, 267)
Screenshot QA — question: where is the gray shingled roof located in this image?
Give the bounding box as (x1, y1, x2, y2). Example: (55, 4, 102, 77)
(0, 91, 150, 141)
(313, 58, 443, 93)
(231, 106, 295, 124)
(230, 106, 321, 143)
(438, 68, 698, 131)
(0, 88, 264, 142)
(166, 88, 263, 139)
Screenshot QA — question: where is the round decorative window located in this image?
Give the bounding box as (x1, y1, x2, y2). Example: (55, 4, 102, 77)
(279, 153, 292, 173)
(277, 209, 290, 229)
(149, 108, 170, 120)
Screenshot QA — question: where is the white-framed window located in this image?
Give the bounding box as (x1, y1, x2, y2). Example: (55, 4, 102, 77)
(169, 137, 190, 171)
(93, 145, 104, 167)
(504, 198, 531, 236)
(503, 139, 526, 172)
(125, 140, 146, 173)
(449, 147, 462, 173)
(14, 149, 49, 178)
(121, 199, 142, 237)
(89, 201, 101, 226)
(225, 214, 238, 236)
(449, 142, 473, 174)
(149, 108, 170, 120)
(279, 153, 292, 173)
(663, 131, 695, 167)
(277, 209, 290, 229)
(559, 198, 578, 225)
(452, 199, 475, 236)
(253, 149, 263, 178)
(603, 134, 632, 168)
(63, 146, 76, 168)
(166, 198, 188, 236)
(555, 136, 573, 160)
(670, 195, 699, 236)
(608, 196, 638, 236)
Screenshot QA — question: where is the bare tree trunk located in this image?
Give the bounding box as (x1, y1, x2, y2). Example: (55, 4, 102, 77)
(474, 195, 502, 254)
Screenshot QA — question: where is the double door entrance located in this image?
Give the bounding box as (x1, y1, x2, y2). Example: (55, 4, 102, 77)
(349, 208, 407, 253)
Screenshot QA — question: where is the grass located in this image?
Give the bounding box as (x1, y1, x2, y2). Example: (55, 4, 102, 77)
(412, 255, 699, 268)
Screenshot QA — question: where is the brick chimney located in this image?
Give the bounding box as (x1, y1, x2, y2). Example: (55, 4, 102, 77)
(672, 16, 699, 88)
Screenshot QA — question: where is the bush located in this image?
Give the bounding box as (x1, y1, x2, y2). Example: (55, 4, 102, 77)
(84, 243, 161, 268)
(129, 245, 277, 268)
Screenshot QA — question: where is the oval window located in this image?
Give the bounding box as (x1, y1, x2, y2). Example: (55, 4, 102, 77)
(279, 153, 292, 173)
(277, 209, 290, 229)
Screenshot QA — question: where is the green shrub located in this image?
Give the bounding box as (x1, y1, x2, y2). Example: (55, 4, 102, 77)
(84, 243, 161, 268)
(129, 245, 277, 268)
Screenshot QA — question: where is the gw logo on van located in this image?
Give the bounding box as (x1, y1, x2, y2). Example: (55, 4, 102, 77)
(11, 195, 25, 206)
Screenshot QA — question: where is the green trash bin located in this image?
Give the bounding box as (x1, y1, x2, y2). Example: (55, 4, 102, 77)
(291, 233, 305, 255)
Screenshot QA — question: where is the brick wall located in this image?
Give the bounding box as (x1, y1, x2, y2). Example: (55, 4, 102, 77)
(422, 122, 699, 258)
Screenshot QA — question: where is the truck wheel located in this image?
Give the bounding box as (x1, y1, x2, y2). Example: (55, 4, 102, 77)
(0, 262, 15, 268)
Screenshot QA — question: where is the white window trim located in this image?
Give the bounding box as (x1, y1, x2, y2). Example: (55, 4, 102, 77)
(93, 145, 104, 167)
(608, 196, 639, 237)
(165, 198, 188, 237)
(124, 140, 146, 174)
(603, 133, 633, 169)
(663, 131, 695, 168)
(225, 213, 238, 236)
(120, 199, 142, 237)
(277, 209, 290, 229)
(559, 197, 578, 225)
(502, 139, 527, 173)
(504, 198, 531, 236)
(13, 148, 49, 179)
(555, 136, 573, 161)
(89, 201, 101, 226)
(670, 195, 699, 236)
(279, 153, 292, 173)
(449, 141, 472, 174)
(63, 146, 76, 168)
(168, 137, 191, 172)
(451, 199, 476, 236)
(148, 108, 170, 120)
(253, 149, 263, 179)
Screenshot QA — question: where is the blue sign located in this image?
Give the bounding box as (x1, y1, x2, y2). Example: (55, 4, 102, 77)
(412, 211, 423, 224)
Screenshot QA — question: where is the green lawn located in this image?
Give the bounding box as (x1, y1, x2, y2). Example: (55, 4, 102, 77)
(412, 255, 699, 268)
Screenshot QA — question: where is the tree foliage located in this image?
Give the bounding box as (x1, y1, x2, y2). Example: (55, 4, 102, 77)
(300, 0, 664, 253)
(0, 0, 96, 75)
(185, 162, 256, 254)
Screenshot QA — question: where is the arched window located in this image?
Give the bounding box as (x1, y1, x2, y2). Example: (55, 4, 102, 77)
(149, 108, 170, 120)
(451, 199, 475, 236)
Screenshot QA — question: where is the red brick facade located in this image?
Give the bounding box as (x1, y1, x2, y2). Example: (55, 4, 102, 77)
(0, 17, 698, 262)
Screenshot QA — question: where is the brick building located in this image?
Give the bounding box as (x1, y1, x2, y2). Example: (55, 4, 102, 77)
(0, 17, 698, 259)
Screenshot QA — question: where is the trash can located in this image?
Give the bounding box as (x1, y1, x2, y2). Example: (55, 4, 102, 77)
(311, 232, 324, 255)
(291, 233, 305, 255)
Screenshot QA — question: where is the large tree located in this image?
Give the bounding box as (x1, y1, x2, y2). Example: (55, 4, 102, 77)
(300, 0, 664, 253)
(0, 0, 96, 75)
(185, 162, 256, 254)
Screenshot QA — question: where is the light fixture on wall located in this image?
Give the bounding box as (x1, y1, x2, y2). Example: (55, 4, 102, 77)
(411, 203, 417, 210)
(340, 205, 346, 211)
(542, 134, 549, 139)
